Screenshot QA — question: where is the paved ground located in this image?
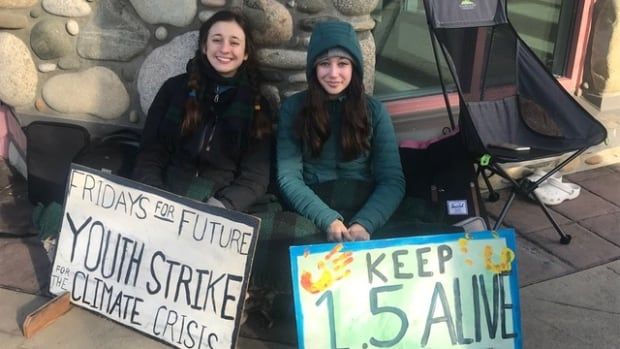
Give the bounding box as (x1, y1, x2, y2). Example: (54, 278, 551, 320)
(1, 160, 619, 348)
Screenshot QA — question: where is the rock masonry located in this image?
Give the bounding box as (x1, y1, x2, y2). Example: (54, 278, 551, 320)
(0, 0, 378, 126)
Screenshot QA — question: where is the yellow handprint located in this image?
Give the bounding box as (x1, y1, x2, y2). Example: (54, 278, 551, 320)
(458, 237, 474, 266)
(484, 245, 515, 274)
(300, 244, 353, 294)
(457, 236, 515, 273)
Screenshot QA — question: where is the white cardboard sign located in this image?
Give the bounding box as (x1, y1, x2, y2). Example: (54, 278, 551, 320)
(49, 164, 260, 349)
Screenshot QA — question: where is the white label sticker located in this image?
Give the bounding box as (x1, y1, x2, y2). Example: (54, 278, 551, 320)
(447, 200, 468, 215)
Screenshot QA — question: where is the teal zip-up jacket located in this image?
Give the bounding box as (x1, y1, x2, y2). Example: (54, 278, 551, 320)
(276, 21, 405, 234)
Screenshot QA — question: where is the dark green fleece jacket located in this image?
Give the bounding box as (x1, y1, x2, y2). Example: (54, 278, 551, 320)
(276, 21, 405, 234)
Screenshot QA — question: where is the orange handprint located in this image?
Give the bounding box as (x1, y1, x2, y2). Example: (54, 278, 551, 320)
(300, 244, 354, 294)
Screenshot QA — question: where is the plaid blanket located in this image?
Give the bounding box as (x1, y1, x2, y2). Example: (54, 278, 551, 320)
(249, 179, 462, 293)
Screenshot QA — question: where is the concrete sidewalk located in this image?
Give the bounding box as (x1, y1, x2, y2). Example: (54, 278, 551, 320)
(1, 260, 618, 348)
(1, 161, 620, 348)
(0, 287, 295, 349)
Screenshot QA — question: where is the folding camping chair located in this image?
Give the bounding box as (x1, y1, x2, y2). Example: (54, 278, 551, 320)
(422, 0, 607, 244)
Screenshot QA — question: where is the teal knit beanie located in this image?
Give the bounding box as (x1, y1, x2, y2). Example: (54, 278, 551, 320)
(306, 21, 364, 80)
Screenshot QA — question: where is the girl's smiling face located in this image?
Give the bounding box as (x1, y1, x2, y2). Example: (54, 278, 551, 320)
(315, 56, 353, 96)
(203, 20, 248, 77)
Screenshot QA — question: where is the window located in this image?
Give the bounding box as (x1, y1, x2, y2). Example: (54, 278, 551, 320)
(372, 0, 577, 101)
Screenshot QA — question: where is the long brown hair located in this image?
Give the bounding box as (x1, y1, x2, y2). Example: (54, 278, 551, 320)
(181, 10, 271, 140)
(296, 66, 370, 161)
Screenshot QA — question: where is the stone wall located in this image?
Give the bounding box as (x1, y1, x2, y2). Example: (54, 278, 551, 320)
(0, 0, 377, 131)
(583, 0, 620, 111)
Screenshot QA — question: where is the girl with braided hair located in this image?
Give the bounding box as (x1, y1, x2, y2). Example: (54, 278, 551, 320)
(133, 10, 273, 211)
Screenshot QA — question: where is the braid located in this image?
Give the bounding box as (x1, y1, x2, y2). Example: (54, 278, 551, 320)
(182, 56, 203, 135)
(245, 56, 273, 141)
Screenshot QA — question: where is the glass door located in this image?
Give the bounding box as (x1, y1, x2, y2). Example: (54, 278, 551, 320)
(372, 0, 578, 100)
(509, 0, 576, 75)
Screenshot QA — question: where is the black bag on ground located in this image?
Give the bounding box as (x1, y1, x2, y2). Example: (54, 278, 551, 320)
(399, 131, 486, 225)
(25, 121, 90, 205)
(73, 129, 141, 178)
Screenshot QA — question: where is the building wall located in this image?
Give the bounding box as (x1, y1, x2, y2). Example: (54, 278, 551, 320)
(0, 0, 378, 133)
(1, 0, 617, 155)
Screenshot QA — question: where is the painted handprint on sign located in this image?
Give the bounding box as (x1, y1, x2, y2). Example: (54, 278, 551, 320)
(483, 245, 515, 274)
(300, 244, 353, 294)
(457, 235, 515, 274)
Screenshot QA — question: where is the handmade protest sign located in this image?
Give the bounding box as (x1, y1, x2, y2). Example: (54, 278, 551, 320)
(49, 164, 260, 349)
(290, 229, 521, 349)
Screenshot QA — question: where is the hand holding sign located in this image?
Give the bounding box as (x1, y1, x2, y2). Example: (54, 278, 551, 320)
(327, 219, 349, 242)
(348, 223, 370, 241)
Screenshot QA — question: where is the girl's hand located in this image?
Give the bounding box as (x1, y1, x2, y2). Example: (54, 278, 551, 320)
(348, 223, 370, 241)
(327, 219, 351, 242)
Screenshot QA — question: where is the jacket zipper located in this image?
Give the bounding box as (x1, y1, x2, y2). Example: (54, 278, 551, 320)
(205, 85, 221, 152)
(205, 116, 218, 152)
(196, 85, 221, 177)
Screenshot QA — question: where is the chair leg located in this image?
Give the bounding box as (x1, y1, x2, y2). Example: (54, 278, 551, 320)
(478, 166, 499, 202)
(493, 187, 572, 244)
(531, 195, 572, 244)
(493, 189, 516, 230)
(485, 151, 584, 244)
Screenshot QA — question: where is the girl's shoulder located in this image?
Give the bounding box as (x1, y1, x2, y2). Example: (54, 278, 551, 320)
(153, 74, 190, 103)
(156, 73, 191, 108)
(280, 90, 308, 107)
(162, 73, 190, 89)
(365, 94, 385, 111)
(279, 90, 308, 119)
(364, 95, 389, 123)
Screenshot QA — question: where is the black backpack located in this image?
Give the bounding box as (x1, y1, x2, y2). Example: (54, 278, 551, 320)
(25, 123, 141, 205)
(399, 131, 486, 224)
(25, 121, 90, 205)
(73, 129, 141, 178)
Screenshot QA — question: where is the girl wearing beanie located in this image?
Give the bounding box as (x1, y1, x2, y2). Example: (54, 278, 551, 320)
(276, 21, 405, 241)
(249, 21, 411, 325)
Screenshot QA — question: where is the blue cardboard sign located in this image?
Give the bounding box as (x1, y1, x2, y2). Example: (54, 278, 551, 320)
(290, 229, 522, 349)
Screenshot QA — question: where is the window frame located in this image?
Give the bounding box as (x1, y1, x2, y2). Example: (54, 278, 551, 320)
(383, 0, 595, 118)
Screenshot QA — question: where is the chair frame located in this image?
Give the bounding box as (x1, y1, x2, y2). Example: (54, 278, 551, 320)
(422, 0, 607, 244)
